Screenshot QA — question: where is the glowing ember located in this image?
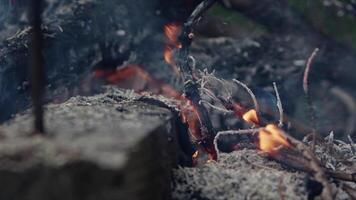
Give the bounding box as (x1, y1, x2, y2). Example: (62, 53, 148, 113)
(192, 150, 199, 159)
(242, 109, 259, 125)
(94, 65, 212, 161)
(163, 23, 182, 75)
(180, 100, 203, 141)
(225, 102, 259, 126)
(259, 124, 290, 153)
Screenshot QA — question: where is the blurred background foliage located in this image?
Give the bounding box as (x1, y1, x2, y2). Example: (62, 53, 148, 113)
(202, 0, 356, 49)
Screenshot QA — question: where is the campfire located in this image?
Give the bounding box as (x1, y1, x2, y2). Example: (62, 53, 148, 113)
(0, 0, 355, 200)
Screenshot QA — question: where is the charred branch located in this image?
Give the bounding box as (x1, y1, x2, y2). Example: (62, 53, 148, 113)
(29, 0, 45, 134)
(177, 0, 218, 159)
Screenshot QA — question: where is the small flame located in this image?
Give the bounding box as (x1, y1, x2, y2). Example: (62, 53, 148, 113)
(259, 124, 290, 153)
(192, 150, 199, 159)
(242, 109, 259, 125)
(163, 23, 182, 75)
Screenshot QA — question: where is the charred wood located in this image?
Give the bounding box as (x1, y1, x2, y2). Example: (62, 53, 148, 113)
(177, 0, 218, 160)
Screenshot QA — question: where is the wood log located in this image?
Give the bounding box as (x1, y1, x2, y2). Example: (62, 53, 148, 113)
(0, 87, 185, 200)
(0, 0, 196, 122)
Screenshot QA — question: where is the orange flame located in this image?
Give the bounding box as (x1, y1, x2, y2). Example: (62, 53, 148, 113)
(242, 109, 259, 125)
(259, 124, 290, 153)
(192, 150, 199, 159)
(163, 23, 182, 75)
(227, 102, 259, 126)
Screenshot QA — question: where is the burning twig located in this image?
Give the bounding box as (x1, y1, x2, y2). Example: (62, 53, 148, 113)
(273, 82, 284, 128)
(303, 48, 320, 151)
(282, 131, 334, 200)
(177, 0, 218, 160)
(29, 0, 45, 134)
(232, 79, 260, 121)
(200, 100, 233, 114)
(347, 135, 356, 154)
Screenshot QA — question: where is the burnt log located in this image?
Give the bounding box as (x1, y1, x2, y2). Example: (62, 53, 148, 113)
(0, 87, 185, 200)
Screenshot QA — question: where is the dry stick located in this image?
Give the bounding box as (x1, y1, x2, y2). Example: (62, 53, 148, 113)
(271, 79, 333, 199)
(330, 87, 356, 135)
(29, 0, 45, 134)
(177, 0, 218, 159)
(284, 133, 334, 200)
(213, 129, 259, 161)
(326, 171, 356, 183)
(341, 183, 356, 199)
(273, 82, 284, 128)
(233, 79, 260, 119)
(303, 48, 319, 151)
(261, 145, 356, 183)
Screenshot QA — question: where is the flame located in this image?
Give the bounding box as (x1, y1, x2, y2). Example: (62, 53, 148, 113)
(163, 23, 182, 75)
(192, 150, 199, 159)
(225, 101, 259, 126)
(259, 124, 290, 153)
(242, 109, 259, 125)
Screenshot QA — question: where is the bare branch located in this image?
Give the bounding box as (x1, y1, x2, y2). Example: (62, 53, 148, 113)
(273, 82, 284, 128)
(302, 48, 319, 151)
(303, 48, 319, 94)
(233, 79, 260, 118)
(284, 133, 334, 200)
(214, 129, 259, 161)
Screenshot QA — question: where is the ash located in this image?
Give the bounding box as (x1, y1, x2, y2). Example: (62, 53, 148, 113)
(172, 149, 307, 200)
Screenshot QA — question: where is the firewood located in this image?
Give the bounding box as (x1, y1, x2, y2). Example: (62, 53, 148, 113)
(0, 87, 184, 200)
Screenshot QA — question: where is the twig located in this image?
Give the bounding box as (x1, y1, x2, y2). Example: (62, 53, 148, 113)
(29, 0, 45, 134)
(341, 183, 356, 199)
(347, 135, 356, 154)
(284, 133, 334, 200)
(326, 171, 356, 183)
(200, 100, 233, 114)
(177, 0, 218, 159)
(214, 129, 259, 161)
(303, 48, 319, 151)
(273, 82, 284, 128)
(303, 48, 319, 94)
(233, 79, 260, 119)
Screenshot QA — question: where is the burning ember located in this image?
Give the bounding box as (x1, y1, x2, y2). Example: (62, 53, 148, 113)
(258, 124, 290, 153)
(242, 109, 259, 125)
(163, 23, 182, 75)
(94, 65, 211, 161)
